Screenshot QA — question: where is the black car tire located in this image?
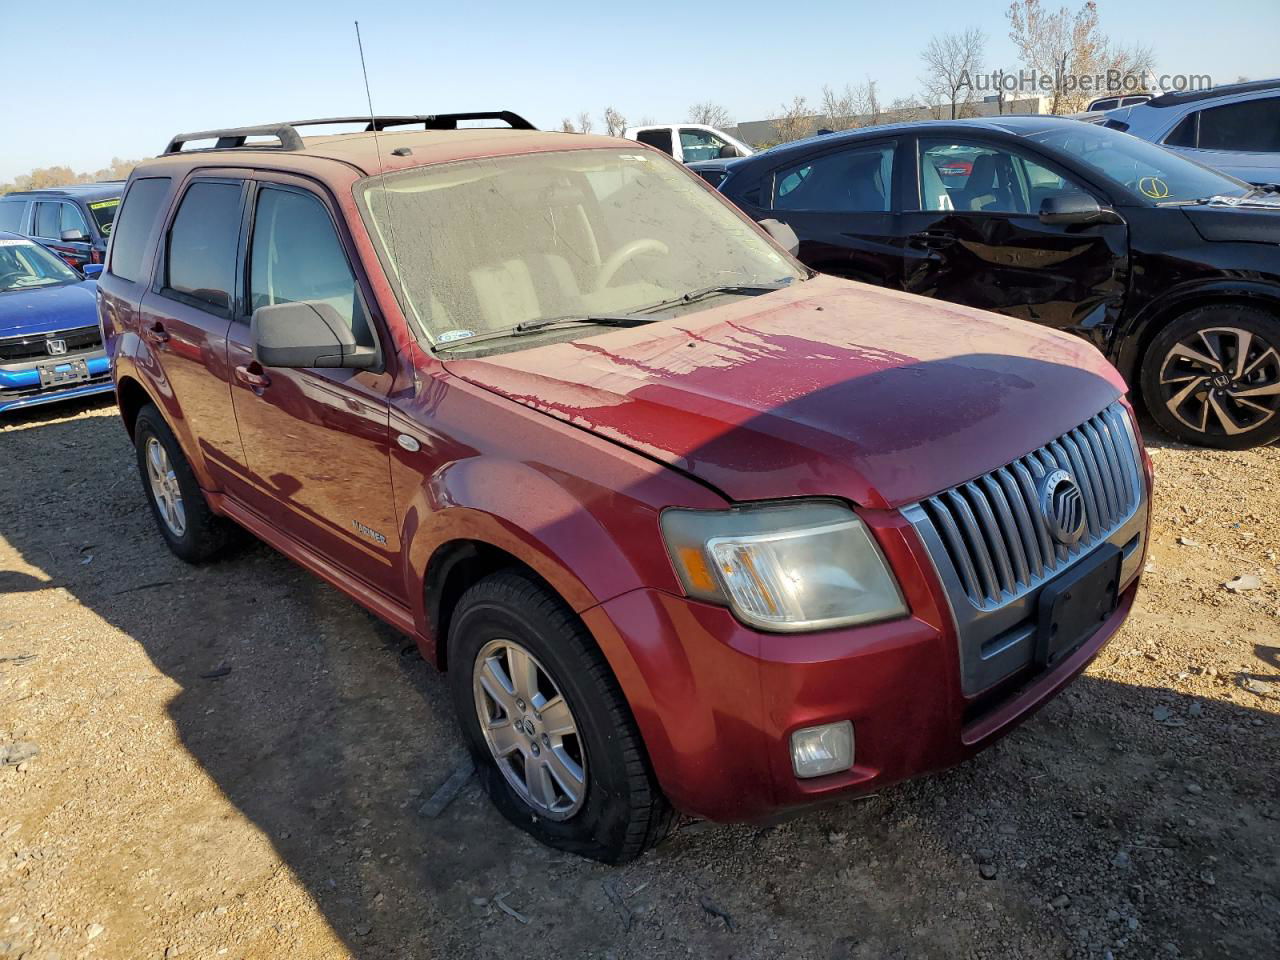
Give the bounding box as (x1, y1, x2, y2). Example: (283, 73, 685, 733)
(1140, 305, 1280, 450)
(447, 570, 675, 863)
(133, 404, 244, 563)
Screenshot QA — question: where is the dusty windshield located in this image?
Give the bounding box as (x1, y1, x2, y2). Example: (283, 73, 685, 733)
(357, 148, 802, 348)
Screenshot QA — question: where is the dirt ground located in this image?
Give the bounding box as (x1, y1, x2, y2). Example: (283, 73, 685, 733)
(1, 396, 1276, 960)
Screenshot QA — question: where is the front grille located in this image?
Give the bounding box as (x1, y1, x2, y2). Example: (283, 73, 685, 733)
(0, 325, 102, 362)
(918, 403, 1143, 610)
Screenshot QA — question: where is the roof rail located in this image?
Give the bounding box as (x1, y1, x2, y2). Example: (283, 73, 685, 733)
(287, 112, 536, 132)
(164, 124, 305, 154)
(1147, 78, 1280, 108)
(163, 111, 537, 154)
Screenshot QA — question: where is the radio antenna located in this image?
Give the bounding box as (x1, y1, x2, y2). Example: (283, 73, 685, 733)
(354, 21, 408, 313)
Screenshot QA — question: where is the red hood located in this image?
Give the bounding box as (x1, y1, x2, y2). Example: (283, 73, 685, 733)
(445, 275, 1127, 509)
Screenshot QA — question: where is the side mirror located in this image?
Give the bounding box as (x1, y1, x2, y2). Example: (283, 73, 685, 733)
(60, 228, 86, 242)
(251, 301, 377, 370)
(759, 218, 800, 257)
(1038, 194, 1122, 226)
(82, 263, 104, 279)
(718, 144, 741, 159)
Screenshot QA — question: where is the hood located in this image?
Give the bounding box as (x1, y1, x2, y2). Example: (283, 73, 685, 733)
(1182, 203, 1280, 245)
(0, 281, 99, 337)
(446, 276, 1128, 508)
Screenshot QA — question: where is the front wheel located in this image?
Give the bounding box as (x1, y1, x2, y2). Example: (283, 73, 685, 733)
(1140, 305, 1280, 449)
(447, 571, 674, 863)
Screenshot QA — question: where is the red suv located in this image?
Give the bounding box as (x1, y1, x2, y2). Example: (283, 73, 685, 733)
(100, 113, 1152, 863)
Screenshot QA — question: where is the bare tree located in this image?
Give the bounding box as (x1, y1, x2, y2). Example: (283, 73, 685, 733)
(602, 106, 628, 137)
(576, 111, 594, 135)
(771, 96, 814, 143)
(560, 117, 578, 133)
(920, 28, 986, 119)
(688, 101, 733, 128)
(1007, 0, 1154, 114)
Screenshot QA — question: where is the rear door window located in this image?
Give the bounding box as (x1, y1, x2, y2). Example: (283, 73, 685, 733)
(34, 202, 60, 239)
(773, 143, 894, 212)
(163, 180, 244, 314)
(109, 178, 172, 283)
(636, 128, 674, 155)
(248, 186, 372, 345)
(1195, 97, 1280, 152)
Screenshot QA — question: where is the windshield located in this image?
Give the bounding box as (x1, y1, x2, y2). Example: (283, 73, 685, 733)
(1026, 125, 1249, 204)
(357, 148, 802, 347)
(88, 197, 120, 236)
(0, 237, 81, 292)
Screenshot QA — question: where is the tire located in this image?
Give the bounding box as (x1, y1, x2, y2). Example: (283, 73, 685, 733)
(1139, 304, 1280, 450)
(133, 404, 243, 563)
(447, 570, 674, 863)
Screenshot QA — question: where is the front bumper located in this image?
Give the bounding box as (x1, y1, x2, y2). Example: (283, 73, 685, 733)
(583, 505, 1146, 823)
(0, 350, 113, 413)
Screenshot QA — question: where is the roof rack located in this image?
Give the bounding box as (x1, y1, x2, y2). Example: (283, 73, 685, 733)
(1147, 78, 1280, 108)
(162, 111, 536, 154)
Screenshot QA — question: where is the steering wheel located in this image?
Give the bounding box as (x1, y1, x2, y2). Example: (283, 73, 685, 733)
(594, 238, 670, 292)
(0, 270, 24, 288)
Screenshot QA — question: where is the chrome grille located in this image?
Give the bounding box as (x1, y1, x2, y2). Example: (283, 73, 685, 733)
(918, 403, 1143, 610)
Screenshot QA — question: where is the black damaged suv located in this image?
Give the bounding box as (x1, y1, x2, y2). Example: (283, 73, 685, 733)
(696, 117, 1280, 449)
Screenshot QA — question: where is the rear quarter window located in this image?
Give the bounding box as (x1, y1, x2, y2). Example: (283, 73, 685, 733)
(109, 178, 172, 283)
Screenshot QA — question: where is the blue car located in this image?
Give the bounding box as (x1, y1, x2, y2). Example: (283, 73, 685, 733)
(0, 232, 112, 413)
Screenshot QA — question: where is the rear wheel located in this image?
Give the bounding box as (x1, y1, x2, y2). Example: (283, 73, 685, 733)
(133, 404, 243, 563)
(1140, 305, 1280, 449)
(447, 571, 674, 863)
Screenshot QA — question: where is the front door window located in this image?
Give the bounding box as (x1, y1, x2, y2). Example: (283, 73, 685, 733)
(919, 140, 1091, 214)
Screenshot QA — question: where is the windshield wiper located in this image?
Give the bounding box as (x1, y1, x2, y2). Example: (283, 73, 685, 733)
(432, 315, 656, 352)
(634, 281, 792, 316)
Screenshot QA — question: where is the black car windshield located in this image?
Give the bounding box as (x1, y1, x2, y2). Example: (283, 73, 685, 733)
(357, 148, 803, 348)
(88, 197, 120, 236)
(0, 238, 80, 292)
(1026, 125, 1250, 204)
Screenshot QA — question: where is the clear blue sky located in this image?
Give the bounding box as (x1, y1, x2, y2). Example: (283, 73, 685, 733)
(3, 0, 1277, 181)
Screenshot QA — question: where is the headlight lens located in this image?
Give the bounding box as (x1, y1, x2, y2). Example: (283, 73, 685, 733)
(660, 500, 907, 632)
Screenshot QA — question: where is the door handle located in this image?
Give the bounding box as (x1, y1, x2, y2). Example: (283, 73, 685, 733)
(143, 322, 170, 344)
(910, 231, 956, 250)
(234, 364, 272, 390)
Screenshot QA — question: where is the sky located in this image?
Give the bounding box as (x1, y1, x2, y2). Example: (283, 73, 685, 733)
(3, 0, 1278, 182)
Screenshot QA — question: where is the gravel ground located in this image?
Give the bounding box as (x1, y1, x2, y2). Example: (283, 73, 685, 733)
(1, 396, 1277, 960)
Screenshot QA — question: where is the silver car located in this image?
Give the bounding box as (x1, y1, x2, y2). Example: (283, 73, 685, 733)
(1101, 79, 1280, 185)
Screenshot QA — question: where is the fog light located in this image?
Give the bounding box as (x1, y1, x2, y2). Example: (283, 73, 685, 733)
(790, 721, 854, 779)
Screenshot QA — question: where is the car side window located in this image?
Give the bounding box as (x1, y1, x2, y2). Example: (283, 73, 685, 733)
(34, 202, 60, 239)
(636, 128, 674, 155)
(60, 203, 89, 238)
(0, 201, 25, 233)
(679, 128, 729, 163)
(1164, 113, 1198, 148)
(109, 178, 172, 283)
(163, 180, 244, 314)
(919, 140, 1090, 215)
(248, 186, 372, 346)
(1195, 98, 1280, 153)
(773, 143, 894, 213)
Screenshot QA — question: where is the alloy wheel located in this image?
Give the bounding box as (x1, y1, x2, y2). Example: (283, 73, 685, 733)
(1157, 326, 1280, 438)
(145, 437, 187, 537)
(472, 638, 587, 821)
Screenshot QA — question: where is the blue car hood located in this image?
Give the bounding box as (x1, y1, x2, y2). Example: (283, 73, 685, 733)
(0, 281, 99, 337)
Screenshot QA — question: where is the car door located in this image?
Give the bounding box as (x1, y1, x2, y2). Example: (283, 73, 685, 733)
(225, 176, 404, 600)
(761, 138, 908, 288)
(136, 175, 251, 494)
(899, 136, 1129, 343)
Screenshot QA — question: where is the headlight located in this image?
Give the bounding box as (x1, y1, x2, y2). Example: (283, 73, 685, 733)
(660, 499, 907, 632)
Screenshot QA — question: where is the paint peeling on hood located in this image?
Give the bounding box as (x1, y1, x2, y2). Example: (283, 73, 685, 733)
(445, 275, 1127, 508)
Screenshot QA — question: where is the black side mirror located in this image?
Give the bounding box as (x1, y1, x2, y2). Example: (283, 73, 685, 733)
(758, 218, 800, 257)
(1039, 194, 1122, 226)
(718, 144, 741, 159)
(60, 228, 86, 242)
(251, 301, 377, 370)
